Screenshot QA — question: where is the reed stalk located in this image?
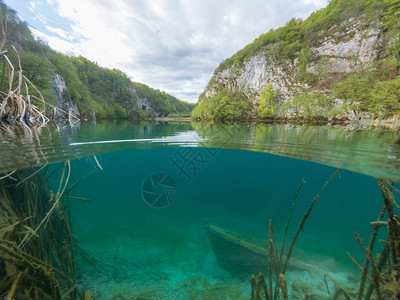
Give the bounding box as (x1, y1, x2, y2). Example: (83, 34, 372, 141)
(0, 8, 78, 126)
(0, 164, 85, 299)
(251, 170, 340, 300)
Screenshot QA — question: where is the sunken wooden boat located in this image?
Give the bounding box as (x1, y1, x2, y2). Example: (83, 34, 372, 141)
(205, 222, 317, 276)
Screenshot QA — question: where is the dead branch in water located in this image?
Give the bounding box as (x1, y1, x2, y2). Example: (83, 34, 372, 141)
(0, 7, 79, 127)
(0, 50, 77, 126)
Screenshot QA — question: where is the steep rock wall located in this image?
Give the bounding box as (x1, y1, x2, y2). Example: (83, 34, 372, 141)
(203, 19, 381, 109)
(52, 74, 81, 122)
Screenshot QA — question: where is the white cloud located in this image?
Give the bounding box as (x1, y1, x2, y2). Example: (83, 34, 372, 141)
(44, 25, 70, 40)
(28, 1, 37, 12)
(29, 0, 329, 102)
(302, 0, 327, 6)
(29, 26, 81, 55)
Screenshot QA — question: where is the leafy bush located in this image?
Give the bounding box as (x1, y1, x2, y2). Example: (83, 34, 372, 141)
(258, 84, 277, 118)
(192, 88, 251, 121)
(333, 73, 400, 117)
(279, 90, 340, 119)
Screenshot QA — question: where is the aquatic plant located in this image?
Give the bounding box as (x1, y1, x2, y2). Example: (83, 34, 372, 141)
(347, 178, 400, 300)
(0, 162, 84, 299)
(250, 169, 341, 300)
(250, 173, 400, 300)
(0, 159, 107, 299)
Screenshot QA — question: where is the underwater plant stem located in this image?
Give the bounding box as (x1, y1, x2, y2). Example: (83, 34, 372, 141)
(282, 169, 340, 275)
(377, 179, 400, 267)
(61, 284, 77, 299)
(6, 269, 25, 300)
(256, 272, 269, 300)
(48, 222, 68, 274)
(17, 161, 71, 250)
(93, 155, 103, 170)
(251, 275, 256, 300)
(15, 164, 47, 187)
(267, 220, 274, 298)
(354, 232, 383, 300)
(278, 274, 288, 300)
(347, 252, 364, 273)
(0, 169, 16, 180)
(278, 178, 305, 264)
(384, 181, 400, 209)
(324, 274, 352, 300)
(357, 203, 386, 300)
(365, 244, 389, 300)
(274, 178, 305, 299)
(0, 242, 72, 284)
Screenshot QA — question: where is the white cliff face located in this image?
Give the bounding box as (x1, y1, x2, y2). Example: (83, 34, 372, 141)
(52, 74, 67, 100)
(204, 18, 380, 104)
(307, 22, 380, 74)
(206, 55, 306, 102)
(238, 55, 269, 92)
(52, 73, 80, 120)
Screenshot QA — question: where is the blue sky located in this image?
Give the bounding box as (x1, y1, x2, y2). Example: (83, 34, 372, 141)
(4, 0, 328, 102)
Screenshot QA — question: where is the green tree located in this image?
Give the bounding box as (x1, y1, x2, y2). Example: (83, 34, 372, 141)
(258, 84, 277, 118)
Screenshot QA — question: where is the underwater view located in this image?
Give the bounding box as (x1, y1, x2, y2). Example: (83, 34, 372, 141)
(2, 0, 400, 298)
(1, 121, 399, 299)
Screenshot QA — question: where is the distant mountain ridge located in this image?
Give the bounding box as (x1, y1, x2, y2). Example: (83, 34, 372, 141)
(0, 1, 193, 121)
(193, 0, 400, 122)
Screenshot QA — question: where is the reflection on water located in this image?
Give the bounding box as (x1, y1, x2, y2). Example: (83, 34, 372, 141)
(1, 121, 400, 180)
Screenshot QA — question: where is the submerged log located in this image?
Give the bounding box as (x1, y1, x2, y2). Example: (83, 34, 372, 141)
(205, 223, 317, 277)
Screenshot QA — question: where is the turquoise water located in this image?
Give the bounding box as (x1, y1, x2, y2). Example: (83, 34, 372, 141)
(2, 121, 400, 299)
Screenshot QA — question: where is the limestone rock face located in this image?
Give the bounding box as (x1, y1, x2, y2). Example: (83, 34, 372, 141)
(205, 55, 306, 103)
(139, 97, 160, 116)
(202, 18, 382, 116)
(52, 73, 80, 121)
(307, 22, 380, 74)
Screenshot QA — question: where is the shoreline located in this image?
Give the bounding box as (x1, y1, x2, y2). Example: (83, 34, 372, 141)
(155, 115, 400, 129)
(188, 116, 400, 129)
(155, 117, 192, 122)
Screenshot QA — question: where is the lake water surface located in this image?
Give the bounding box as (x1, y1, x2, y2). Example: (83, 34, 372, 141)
(1, 121, 399, 299)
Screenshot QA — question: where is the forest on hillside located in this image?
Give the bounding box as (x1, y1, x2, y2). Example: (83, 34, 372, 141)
(0, 1, 193, 121)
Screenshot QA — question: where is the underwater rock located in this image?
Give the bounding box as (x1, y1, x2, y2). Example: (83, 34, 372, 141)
(292, 280, 312, 299)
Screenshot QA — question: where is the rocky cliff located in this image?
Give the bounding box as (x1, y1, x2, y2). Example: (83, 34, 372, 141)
(52, 74, 81, 121)
(206, 19, 380, 102)
(194, 0, 400, 121)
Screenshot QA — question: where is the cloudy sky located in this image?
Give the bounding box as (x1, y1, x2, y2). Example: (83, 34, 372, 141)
(4, 0, 328, 102)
